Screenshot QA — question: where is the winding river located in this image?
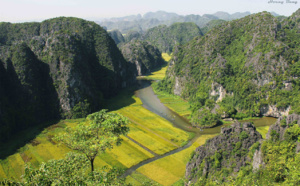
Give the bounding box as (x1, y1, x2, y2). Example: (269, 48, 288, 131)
(123, 79, 276, 177)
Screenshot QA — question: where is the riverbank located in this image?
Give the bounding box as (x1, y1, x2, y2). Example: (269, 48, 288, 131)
(0, 54, 277, 185)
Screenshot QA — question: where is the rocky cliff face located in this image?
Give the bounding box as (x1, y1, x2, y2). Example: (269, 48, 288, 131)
(141, 22, 203, 53)
(185, 122, 262, 183)
(0, 17, 136, 141)
(186, 114, 300, 185)
(108, 29, 125, 45)
(159, 10, 300, 126)
(260, 105, 291, 118)
(120, 40, 164, 76)
(252, 114, 300, 173)
(266, 113, 300, 140)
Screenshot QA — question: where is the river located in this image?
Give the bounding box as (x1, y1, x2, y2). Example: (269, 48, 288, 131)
(123, 80, 276, 177)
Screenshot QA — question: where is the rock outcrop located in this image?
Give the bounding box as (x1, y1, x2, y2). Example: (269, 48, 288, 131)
(108, 29, 125, 45)
(120, 40, 164, 76)
(0, 17, 136, 141)
(252, 143, 265, 171)
(141, 22, 203, 53)
(159, 10, 300, 124)
(266, 113, 300, 140)
(185, 114, 300, 184)
(210, 82, 232, 102)
(296, 142, 300, 153)
(260, 105, 291, 118)
(185, 122, 262, 183)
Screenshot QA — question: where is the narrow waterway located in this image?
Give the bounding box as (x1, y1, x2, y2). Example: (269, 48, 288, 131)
(123, 79, 276, 177)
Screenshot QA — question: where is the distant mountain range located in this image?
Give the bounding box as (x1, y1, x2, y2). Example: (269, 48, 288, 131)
(98, 10, 283, 34)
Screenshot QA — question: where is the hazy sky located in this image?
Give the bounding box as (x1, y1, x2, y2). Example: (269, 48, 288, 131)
(0, 0, 299, 22)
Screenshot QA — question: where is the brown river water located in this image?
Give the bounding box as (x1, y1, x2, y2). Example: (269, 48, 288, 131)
(122, 80, 277, 177)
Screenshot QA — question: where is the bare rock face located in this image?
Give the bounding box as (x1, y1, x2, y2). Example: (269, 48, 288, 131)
(260, 105, 291, 118)
(252, 146, 265, 171)
(174, 76, 186, 96)
(210, 82, 231, 102)
(266, 113, 300, 140)
(296, 142, 300, 153)
(185, 122, 262, 183)
(252, 114, 300, 172)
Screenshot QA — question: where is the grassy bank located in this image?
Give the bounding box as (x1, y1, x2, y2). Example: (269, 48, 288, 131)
(152, 83, 192, 119)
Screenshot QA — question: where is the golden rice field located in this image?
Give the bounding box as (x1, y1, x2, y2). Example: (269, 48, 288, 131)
(162, 53, 172, 62)
(0, 87, 191, 182)
(0, 57, 216, 185)
(140, 53, 171, 81)
(256, 126, 270, 139)
(136, 134, 216, 186)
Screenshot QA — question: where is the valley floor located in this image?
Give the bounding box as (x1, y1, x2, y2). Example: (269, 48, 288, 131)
(0, 53, 275, 185)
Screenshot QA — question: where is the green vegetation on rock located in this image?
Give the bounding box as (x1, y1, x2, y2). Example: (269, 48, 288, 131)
(186, 114, 300, 186)
(108, 29, 125, 45)
(142, 22, 203, 53)
(120, 40, 165, 76)
(158, 10, 300, 127)
(0, 17, 136, 142)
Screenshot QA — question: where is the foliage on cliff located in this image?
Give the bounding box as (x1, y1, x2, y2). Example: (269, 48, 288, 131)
(141, 22, 203, 53)
(108, 29, 125, 45)
(157, 10, 300, 127)
(120, 40, 165, 75)
(201, 20, 226, 35)
(186, 115, 300, 185)
(0, 17, 135, 142)
(186, 122, 262, 183)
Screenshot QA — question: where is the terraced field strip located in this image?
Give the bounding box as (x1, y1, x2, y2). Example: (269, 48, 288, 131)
(126, 171, 162, 186)
(0, 117, 158, 180)
(117, 105, 189, 147)
(126, 136, 158, 156)
(99, 136, 154, 168)
(0, 164, 6, 179)
(0, 88, 191, 181)
(113, 96, 190, 157)
(128, 118, 180, 147)
(137, 134, 216, 186)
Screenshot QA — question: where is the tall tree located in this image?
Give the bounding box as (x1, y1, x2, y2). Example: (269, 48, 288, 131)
(56, 109, 129, 172)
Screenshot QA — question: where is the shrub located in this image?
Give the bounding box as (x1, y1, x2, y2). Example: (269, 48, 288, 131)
(239, 131, 249, 140)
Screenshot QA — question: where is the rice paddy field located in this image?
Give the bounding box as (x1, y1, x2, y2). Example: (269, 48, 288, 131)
(135, 134, 216, 186)
(139, 53, 171, 81)
(256, 126, 270, 139)
(0, 87, 192, 183)
(0, 54, 274, 185)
